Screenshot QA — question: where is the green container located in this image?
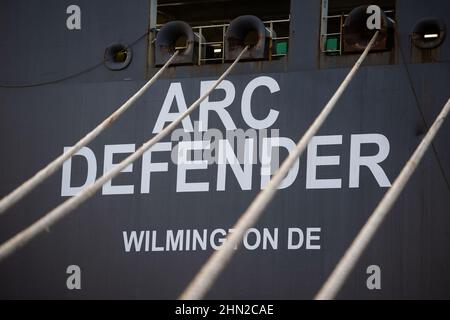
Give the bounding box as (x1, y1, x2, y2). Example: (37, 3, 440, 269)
(325, 37, 339, 51)
(275, 41, 288, 55)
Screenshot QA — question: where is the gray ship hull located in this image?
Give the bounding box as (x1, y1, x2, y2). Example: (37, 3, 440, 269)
(0, 0, 449, 299)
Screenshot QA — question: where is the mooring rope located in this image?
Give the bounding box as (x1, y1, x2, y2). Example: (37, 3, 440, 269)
(0, 51, 179, 216)
(179, 31, 379, 300)
(0, 46, 249, 263)
(315, 98, 450, 300)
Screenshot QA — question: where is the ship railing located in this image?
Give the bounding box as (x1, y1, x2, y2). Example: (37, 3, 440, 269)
(156, 18, 290, 65)
(321, 9, 394, 55)
(193, 23, 227, 65)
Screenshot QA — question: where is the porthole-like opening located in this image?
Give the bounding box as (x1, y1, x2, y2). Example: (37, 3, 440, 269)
(154, 20, 201, 66)
(344, 6, 378, 49)
(411, 18, 446, 49)
(113, 49, 127, 63)
(342, 5, 394, 53)
(243, 30, 259, 47)
(225, 15, 271, 61)
(104, 43, 133, 71)
(175, 35, 188, 51)
(227, 23, 264, 50)
(320, 0, 396, 56)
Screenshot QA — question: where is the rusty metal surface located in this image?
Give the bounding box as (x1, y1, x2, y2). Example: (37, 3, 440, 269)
(154, 20, 200, 66)
(224, 15, 270, 61)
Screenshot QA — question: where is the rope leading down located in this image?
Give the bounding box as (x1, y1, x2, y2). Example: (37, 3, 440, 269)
(0, 51, 179, 216)
(0, 46, 249, 263)
(315, 98, 450, 300)
(179, 31, 380, 300)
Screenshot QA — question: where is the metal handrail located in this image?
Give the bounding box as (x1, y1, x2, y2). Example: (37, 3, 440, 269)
(321, 9, 395, 55)
(156, 18, 290, 65)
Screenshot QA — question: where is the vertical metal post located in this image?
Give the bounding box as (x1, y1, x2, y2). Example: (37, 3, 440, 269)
(198, 27, 202, 65)
(269, 21, 274, 60)
(320, 0, 329, 52)
(339, 14, 343, 56)
(222, 25, 226, 63)
(147, 0, 158, 73)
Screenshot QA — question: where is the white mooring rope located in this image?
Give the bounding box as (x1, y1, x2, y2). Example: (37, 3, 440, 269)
(315, 98, 450, 300)
(0, 46, 248, 263)
(179, 32, 379, 300)
(0, 51, 179, 216)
